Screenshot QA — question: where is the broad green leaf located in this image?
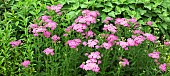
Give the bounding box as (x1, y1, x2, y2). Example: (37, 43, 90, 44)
(115, 6, 122, 15)
(144, 3, 154, 10)
(102, 7, 112, 12)
(104, 2, 113, 7)
(95, 3, 104, 8)
(108, 11, 115, 17)
(162, 23, 168, 30)
(101, 12, 107, 21)
(80, 4, 88, 8)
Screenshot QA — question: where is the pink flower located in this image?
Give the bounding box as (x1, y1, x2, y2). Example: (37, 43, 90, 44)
(85, 30, 95, 38)
(133, 35, 146, 46)
(87, 39, 99, 48)
(43, 48, 54, 56)
(43, 31, 51, 38)
(10, 40, 21, 47)
(72, 23, 87, 33)
(98, 60, 102, 64)
(146, 21, 152, 26)
(115, 18, 130, 27)
(103, 24, 117, 33)
(82, 41, 87, 46)
(107, 34, 118, 43)
(29, 24, 38, 29)
(40, 15, 52, 22)
(63, 34, 68, 37)
(127, 38, 135, 46)
(33, 33, 39, 37)
(101, 42, 112, 49)
(21, 60, 30, 67)
(119, 58, 129, 67)
(133, 30, 143, 34)
(128, 18, 137, 23)
(88, 51, 101, 59)
(164, 41, 170, 46)
(119, 41, 128, 48)
(51, 35, 60, 42)
(67, 39, 81, 48)
(44, 21, 57, 30)
(95, 45, 100, 49)
(65, 26, 73, 32)
(80, 63, 85, 68)
(80, 51, 102, 73)
(143, 33, 157, 42)
(32, 26, 47, 33)
(148, 51, 160, 59)
(46, 4, 63, 15)
(159, 63, 166, 72)
(103, 16, 113, 23)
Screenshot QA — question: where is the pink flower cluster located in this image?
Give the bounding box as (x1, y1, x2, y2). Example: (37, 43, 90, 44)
(148, 51, 167, 72)
(80, 51, 102, 73)
(46, 4, 63, 15)
(103, 24, 117, 33)
(43, 48, 54, 56)
(164, 41, 170, 46)
(51, 35, 60, 42)
(146, 21, 152, 26)
(103, 16, 113, 23)
(21, 60, 30, 67)
(67, 39, 81, 48)
(10, 40, 21, 47)
(106, 34, 118, 43)
(72, 23, 87, 33)
(101, 42, 112, 49)
(119, 58, 129, 67)
(115, 18, 130, 27)
(65, 10, 100, 33)
(75, 10, 100, 25)
(116, 35, 146, 50)
(29, 15, 57, 38)
(87, 39, 99, 48)
(159, 63, 166, 72)
(143, 33, 157, 42)
(84, 30, 96, 38)
(148, 51, 160, 59)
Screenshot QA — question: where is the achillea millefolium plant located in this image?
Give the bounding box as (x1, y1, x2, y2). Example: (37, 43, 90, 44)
(1, 1, 170, 76)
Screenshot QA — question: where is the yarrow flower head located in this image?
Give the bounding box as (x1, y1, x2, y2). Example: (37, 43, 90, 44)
(119, 58, 129, 67)
(80, 51, 102, 73)
(67, 39, 81, 48)
(43, 48, 54, 56)
(103, 24, 117, 33)
(46, 4, 63, 15)
(101, 42, 112, 49)
(51, 35, 60, 42)
(143, 33, 157, 42)
(44, 21, 57, 30)
(21, 60, 30, 68)
(43, 31, 51, 38)
(87, 39, 99, 48)
(159, 63, 166, 72)
(148, 51, 160, 59)
(115, 18, 130, 27)
(103, 16, 113, 23)
(146, 21, 152, 26)
(10, 40, 21, 47)
(164, 41, 170, 46)
(72, 23, 87, 33)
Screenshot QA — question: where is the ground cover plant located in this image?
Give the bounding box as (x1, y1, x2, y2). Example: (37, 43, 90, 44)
(0, 0, 170, 76)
